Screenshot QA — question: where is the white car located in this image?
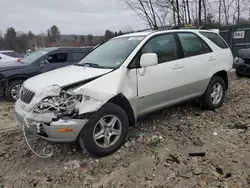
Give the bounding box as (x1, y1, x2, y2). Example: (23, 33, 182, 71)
(0, 50, 21, 63)
(15, 29, 235, 157)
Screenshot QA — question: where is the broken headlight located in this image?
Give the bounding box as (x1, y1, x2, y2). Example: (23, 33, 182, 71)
(34, 92, 82, 113)
(234, 56, 244, 64)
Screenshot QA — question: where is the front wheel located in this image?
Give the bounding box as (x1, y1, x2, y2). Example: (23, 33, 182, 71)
(78, 103, 129, 157)
(201, 76, 226, 110)
(5, 80, 24, 102)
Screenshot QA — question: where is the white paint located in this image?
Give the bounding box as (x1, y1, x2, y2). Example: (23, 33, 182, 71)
(140, 53, 158, 67)
(23, 66, 112, 93)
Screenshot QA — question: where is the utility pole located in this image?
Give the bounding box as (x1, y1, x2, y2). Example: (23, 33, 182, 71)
(176, 0, 181, 27)
(198, 0, 202, 26)
(237, 0, 240, 24)
(219, 0, 221, 27)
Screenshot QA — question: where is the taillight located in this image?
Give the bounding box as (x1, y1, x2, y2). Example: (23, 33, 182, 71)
(17, 58, 22, 62)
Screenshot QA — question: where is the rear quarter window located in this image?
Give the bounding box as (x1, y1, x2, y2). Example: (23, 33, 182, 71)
(199, 32, 228, 49)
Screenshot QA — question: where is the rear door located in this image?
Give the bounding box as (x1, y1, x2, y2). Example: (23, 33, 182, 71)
(176, 32, 214, 97)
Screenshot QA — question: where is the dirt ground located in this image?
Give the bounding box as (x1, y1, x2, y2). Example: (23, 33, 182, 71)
(0, 76, 250, 188)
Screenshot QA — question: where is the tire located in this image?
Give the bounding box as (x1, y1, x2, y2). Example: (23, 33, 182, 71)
(201, 76, 226, 110)
(78, 103, 129, 157)
(5, 80, 24, 102)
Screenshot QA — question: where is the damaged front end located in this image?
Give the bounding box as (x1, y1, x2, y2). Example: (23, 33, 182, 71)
(15, 85, 91, 143)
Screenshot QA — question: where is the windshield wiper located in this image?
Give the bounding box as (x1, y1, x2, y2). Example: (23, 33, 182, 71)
(76, 63, 102, 68)
(75, 62, 110, 69)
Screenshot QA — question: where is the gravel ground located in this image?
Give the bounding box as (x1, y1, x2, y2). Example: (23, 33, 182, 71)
(0, 76, 250, 188)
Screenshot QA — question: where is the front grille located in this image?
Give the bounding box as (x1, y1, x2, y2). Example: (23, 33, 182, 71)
(20, 87, 35, 104)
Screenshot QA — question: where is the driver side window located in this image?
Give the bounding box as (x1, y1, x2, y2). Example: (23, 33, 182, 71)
(129, 34, 178, 68)
(142, 34, 177, 64)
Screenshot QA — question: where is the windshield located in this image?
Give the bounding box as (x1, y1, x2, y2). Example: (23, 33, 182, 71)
(77, 36, 144, 69)
(21, 48, 55, 64)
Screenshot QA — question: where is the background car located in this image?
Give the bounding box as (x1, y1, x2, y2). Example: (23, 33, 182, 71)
(0, 46, 92, 101)
(0, 50, 22, 63)
(234, 48, 250, 76)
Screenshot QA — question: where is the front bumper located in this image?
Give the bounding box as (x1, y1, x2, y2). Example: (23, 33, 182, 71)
(15, 99, 88, 143)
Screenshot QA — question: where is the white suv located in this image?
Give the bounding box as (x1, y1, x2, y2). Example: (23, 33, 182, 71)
(15, 29, 235, 157)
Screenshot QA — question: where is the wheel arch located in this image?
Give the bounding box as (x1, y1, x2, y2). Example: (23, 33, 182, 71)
(212, 70, 228, 90)
(6, 75, 29, 86)
(107, 93, 136, 127)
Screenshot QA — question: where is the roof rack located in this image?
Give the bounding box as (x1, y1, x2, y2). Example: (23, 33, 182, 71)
(138, 25, 207, 33)
(139, 25, 179, 32)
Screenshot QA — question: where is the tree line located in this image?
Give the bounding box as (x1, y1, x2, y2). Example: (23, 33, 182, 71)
(123, 0, 250, 29)
(0, 25, 125, 54)
(2, 0, 250, 54)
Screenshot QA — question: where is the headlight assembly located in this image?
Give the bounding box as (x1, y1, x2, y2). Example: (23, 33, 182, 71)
(34, 92, 82, 113)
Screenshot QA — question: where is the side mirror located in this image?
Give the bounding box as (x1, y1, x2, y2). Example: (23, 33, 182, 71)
(140, 53, 158, 67)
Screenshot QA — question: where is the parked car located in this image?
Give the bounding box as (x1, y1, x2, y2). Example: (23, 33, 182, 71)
(0, 50, 22, 63)
(234, 48, 250, 76)
(0, 47, 92, 101)
(15, 29, 235, 157)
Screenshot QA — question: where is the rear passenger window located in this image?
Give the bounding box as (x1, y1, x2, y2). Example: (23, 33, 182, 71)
(178, 32, 212, 57)
(142, 34, 177, 64)
(199, 32, 228, 49)
(72, 52, 87, 61)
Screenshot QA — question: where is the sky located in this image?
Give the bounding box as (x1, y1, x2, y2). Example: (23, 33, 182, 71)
(0, 0, 146, 35)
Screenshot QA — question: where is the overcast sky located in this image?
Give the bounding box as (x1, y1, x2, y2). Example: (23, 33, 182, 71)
(0, 0, 146, 35)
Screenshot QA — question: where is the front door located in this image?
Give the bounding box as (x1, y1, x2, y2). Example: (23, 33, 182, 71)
(137, 33, 186, 116)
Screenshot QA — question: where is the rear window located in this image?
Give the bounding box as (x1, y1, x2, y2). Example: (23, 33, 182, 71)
(0, 51, 21, 58)
(199, 32, 228, 49)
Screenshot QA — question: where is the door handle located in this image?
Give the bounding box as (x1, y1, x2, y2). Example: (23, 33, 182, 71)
(172, 64, 183, 70)
(208, 57, 216, 61)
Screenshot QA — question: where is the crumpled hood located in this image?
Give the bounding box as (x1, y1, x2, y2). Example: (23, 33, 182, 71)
(24, 65, 112, 93)
(0, 61, 27, 72)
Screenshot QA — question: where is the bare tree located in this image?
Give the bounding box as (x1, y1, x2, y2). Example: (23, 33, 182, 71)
(123, 0, 164, 29)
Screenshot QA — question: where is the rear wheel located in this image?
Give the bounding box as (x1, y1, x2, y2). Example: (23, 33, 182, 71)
(5, 80, 24, 102)
(78, 103, 129, 157)
(201, 76, 226, 110)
